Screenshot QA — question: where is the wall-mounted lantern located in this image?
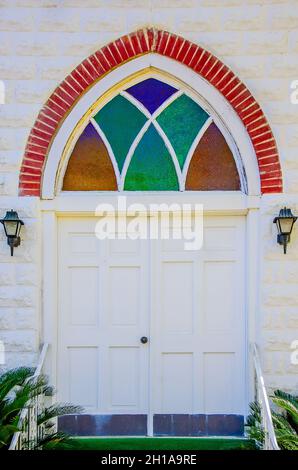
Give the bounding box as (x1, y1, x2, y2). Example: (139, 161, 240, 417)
(273, 207, 297, 254)
(0, 210, 24, 256)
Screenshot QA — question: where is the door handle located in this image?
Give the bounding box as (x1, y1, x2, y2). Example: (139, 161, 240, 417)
(140, 336, 148, 344)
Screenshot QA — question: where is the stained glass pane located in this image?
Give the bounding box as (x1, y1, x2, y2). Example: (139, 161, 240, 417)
(63, 122, 117, 191)
(157, 94, 210, 169)
(185, 123, 240, 190)
(124, 124, 179, 190)
(125, 78, 178, 114)
(94, 95, 147, 172)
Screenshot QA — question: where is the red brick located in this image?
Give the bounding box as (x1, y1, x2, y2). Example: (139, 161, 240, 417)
(107, 43, 123, 65)
(188, 47, 205, 69)
(251, 131, 273, 145)
(22, 155, 45, 167)
(147, 28, 155, 51)
(164, 34, 178, 57)
(121, 35, 135, 57)
(54, 87, 75, 107)
(46, 99, 67, 118)
(76, 64, 94, 85)
(247, 117, 268, 133)
(261, 184, 282, 193)
(199, 54, 217, 77)
(136, 29, 150, 53)
(254, 140, 276, 152)
(88, 55, 106, 76)
(242, 109, 264, 126)
(204, 59, 224, 81)
(20, 165, 42, 176)
(259, 162, 281, 173)
(71, 69, 90, 89)
(176, 40, 191, 61)
(114, 38, 129, 61)
(19, 181, 41, 189)
(19, 174, 41, 184)
(129, 32, 143, 55)
(59, 80, 80, 101)
(33, 120, 56, 135)
(237, 98, 258, 116)
(81, 59, 101, 81)
(28, 135, 49, 149)
(209, 65, 230, 87)
(30, 127, 52, 144)
(19, 186, 40, 196)
(94, 50, 110, 70)
(221, 78, 242, 99)
(169, 36, 184, 60)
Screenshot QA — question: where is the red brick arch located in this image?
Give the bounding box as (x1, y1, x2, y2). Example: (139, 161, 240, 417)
(19, 28, 282, 196)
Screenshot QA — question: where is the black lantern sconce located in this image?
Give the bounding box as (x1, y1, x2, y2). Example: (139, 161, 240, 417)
(273, 207, 297, 254)
(0, 210, 24, 256)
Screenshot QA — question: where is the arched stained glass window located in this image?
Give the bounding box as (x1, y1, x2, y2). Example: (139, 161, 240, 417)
(62, 77, 241, 192)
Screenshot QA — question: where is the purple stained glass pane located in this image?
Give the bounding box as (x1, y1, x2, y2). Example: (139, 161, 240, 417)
(125, 78, 178, 114)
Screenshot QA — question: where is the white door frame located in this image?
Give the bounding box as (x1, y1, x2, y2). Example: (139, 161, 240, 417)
(41, 192, 260, 420)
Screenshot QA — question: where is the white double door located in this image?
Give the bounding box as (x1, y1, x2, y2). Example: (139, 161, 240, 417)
(57, 215, 246, 432)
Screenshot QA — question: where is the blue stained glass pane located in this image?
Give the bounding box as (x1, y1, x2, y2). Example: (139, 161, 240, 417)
(125, 78, 178, 114)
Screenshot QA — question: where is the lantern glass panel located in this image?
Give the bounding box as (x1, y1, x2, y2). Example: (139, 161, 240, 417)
(279, 217, 294, 235)
(3, 220, 18, 237)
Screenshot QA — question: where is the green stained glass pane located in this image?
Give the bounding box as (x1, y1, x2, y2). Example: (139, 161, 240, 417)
(156, 94, 210, 169)
(124, 124, 179, 190)
(94, 95, 147, 172)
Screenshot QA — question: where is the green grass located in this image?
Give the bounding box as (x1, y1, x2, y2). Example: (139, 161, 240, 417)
(60, 437, 256, 451)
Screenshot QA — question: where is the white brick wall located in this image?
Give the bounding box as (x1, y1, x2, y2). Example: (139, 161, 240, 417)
(0, 0, 297, 397)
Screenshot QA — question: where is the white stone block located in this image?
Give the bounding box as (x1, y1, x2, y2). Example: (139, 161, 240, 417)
(15, 34, 58, 57)
(269, 4, 298, 30)
(81, 10, 126, 32)
(0, 32, 13, 56)
(185, 31, 243, 56)
(222, 5, 266, 31)
(268, 54, 298, 78)
(252, 78, 289, 102)
(152, 0, 196, 6)
(37, 56, 79, 80)
(289, 30, 298, 53)
(0, 308, 15, 330)
(38, 9, 80, 32)
(226, 55, 266, 78)
(177, 8, 220, 32)
(2, 351, 37, 370)
(0, 9, 35, 31)
(15, 307, 37, 330)
(0, 57, 36, 79)
(0, 263, 14, 285)
(0, 129, 29, 151)
(0, 286, 37, 308)
(244, 31, 288, 55)
(15, 80, 56, 104)
(16, 264, 37, 286)
(0, 330, 38, 352)
(0, 104, 40, 128)
(59, 33, 109, 57)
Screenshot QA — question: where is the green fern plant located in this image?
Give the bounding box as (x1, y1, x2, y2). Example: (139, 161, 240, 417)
(246, 389, 298, 450)
(0, 367, 82, 450)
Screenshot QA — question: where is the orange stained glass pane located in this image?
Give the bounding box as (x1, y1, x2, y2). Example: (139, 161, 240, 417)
(63, 122, 117, 191)
(185, 123, 240, 191)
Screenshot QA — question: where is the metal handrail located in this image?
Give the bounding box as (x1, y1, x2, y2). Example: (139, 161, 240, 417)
(251, 343, 279, 450)
(9, 343, 49, 450)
